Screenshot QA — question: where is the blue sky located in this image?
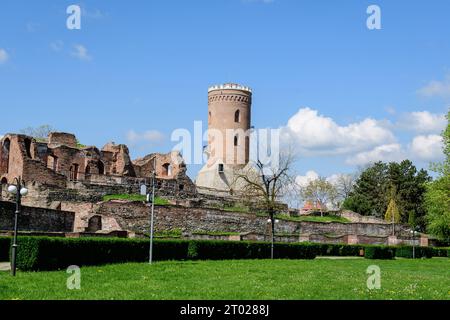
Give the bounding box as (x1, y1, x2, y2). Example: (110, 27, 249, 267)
(0, 0, 449, 180)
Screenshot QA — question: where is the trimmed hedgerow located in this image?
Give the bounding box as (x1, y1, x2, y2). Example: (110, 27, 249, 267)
(187, 241, 316, 260)
(395, 246, 433, 259)
(431, 247, 449, 258)
(314, 244, 364, 257)
(15, 237, 319, 271)
(16, 237, 191, 271)
(364, 246, 395, 260)
(0, 237, 11, 261)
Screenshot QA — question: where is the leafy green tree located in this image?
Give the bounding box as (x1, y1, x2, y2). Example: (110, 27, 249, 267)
(301, 177, 338, 217)
(425, 111, 450, 240)
(343, 160, 431, 229)
(343, 162, 389, 218)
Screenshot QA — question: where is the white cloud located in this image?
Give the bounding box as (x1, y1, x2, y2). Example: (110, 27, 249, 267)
(0, 49, 9, 64)
(418, 75, 450, 98)
(50, 41, 64, 52)
(71, 44, 92, 61)
(409, 134, 444, 162)
(347, 134, 444, 166)
(397, 111, 447, 133)
(295, 170, 319, 187)
(346, 143, 406, 166)
(126, 130, 165, 146)
(282, 107, 395, 156)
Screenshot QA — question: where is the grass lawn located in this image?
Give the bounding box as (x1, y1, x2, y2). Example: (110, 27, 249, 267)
(0, 258, 448, 300)
(102, 194, 169, 205)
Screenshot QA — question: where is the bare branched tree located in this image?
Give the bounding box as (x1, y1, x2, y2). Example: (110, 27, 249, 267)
(20, 125, 55, 140)
(232, 149, 296, 259)
(301, 177, 338, 217)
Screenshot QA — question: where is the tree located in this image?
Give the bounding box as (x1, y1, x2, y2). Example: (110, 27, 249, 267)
(343, 160, 431, 229)
(233, 150, 296, 259)
(332, 173, 356, 209)
(385, 187, 402, 235)
(20, 125, 55, 140)
(301, 177, 338, 216)
(425, 111, 450, 241)
(343, 162, 389, 217)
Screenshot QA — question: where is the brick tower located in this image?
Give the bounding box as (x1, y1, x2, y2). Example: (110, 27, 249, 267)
(196, 83, 253, 192)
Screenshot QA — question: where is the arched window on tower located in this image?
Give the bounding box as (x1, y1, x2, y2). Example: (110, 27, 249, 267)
(234, 110, 240, 123)
(234, 135, 239, 147)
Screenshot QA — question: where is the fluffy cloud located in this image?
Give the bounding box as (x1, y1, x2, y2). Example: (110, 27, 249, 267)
(418, 75, 450, 98)
(346, 144, 406, 166)
(295, 170, 319, 187)
(397, 111, 447, 133)
(0, 49, 9, 64)
(409, 134, 444, 162)
(126, 130, 165, 146)
(346, 134, 444, 166)
(282, 108, 395, 156)
(71, 44, 92, 61)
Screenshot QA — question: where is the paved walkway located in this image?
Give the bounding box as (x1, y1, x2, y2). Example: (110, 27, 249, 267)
(0, 262, 11, 271)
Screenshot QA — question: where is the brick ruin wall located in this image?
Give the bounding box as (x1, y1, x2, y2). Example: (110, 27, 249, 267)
(0, 201, 74, 232)
(96, 201, 415, 244)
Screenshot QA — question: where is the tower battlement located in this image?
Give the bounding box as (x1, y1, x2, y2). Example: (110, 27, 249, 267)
(208, 83, 252, 93)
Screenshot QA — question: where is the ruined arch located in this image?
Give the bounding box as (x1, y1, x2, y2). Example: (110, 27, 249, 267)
(162, 163, 172, 177)
(24, 138, 32, 158)
(85, 160, 104, 176)
(87, 215, 102, 232)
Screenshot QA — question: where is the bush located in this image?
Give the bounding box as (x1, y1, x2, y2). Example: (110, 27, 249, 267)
(364, 246, 395, 260)
(0, 237, 11, 261)
(395, 246, 433, 259)
(313, 244, 363, 257)
(16, 237, 190, 271)
(431, 247, 449, 258)
(187, 241, 316, 260)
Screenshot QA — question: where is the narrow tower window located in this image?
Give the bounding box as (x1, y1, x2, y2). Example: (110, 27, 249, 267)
(234, 110, 240, 123)
(234, 135, 239, 147)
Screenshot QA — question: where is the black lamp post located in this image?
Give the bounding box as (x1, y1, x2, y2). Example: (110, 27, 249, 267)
(7, 177, 28, 276)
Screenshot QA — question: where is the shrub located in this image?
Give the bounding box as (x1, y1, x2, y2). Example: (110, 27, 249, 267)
(364, 246, 395, 260)
(312, 243, 363, 257)
(0, 237, 11, 261)
(395, 246, 433, 259)
(16, 237, 190, 271)
(187, 241, 316, 260)
(431, 247, 449, 258)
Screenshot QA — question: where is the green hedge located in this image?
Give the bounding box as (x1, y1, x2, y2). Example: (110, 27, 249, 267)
(187, 241, 316, 260)
(395, 246, 433, 259)
(0, 237, 11, 261)
(431, 247, 449, 258)
(314, 244, 364, 257)
(16, 237, 190, 271)
(15, 237, 319, 271)
(364, 246, 395, 260)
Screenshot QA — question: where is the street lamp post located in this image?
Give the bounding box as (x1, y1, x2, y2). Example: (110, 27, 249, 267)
(7, 177, 28, 277)
(148, 157, 156, 265)
(267, 218, 279, 259)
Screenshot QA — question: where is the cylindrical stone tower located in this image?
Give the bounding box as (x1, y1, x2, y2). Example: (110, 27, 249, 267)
(196, 83, 253, 192)
(207, 83, 252, 167)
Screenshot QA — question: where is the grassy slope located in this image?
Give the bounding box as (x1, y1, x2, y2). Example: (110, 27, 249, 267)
(0, 259, 448, 300)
